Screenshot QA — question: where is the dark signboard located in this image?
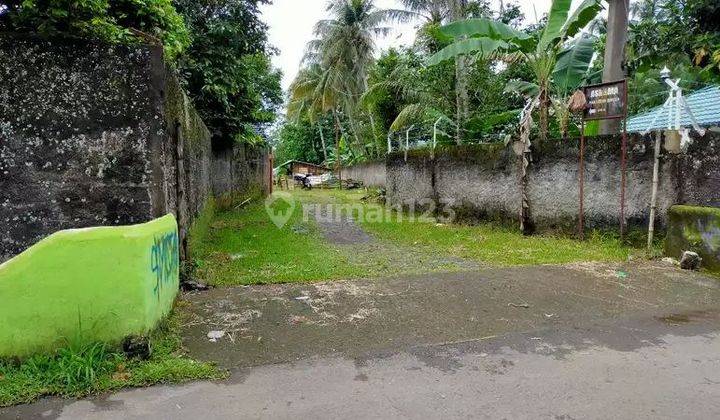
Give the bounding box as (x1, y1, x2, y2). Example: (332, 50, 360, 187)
(583, 80, 627, 120)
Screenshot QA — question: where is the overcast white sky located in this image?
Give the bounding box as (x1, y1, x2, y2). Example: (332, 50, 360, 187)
(260, 0, 561, 91)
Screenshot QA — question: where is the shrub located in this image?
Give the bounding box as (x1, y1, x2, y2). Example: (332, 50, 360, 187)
(0, 0, 190, 59)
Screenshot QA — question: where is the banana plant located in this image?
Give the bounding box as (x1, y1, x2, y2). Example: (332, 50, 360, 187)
(427, 0, 603, 145)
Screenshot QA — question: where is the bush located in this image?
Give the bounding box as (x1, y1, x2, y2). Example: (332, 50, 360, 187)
(0, 0, 190, 59)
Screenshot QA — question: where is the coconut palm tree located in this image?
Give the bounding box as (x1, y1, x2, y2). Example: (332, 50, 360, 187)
(287, 64, 334, 162)
(397, 0, 470, 144)
(304, 0, 412, 155)
(428, 0, 603, 146)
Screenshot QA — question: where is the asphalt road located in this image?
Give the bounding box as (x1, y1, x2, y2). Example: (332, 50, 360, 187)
(3, 263, 720, 419)
(3, 317, 720, 420)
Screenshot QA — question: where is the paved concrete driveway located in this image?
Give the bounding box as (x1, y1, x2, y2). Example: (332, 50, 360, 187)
(3, 262, 720, 419)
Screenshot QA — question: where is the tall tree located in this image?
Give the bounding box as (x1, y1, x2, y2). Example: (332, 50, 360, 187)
(0, 0, 189, 59)
(599, 0, 629, 134)
(287, 63, 340, 162)
(174, 0, 282, 149)
(427, 0, 603, 146)
(399, 0, 470, 144)
(306, 0, 410, 156)
(452, 0, 470, 144)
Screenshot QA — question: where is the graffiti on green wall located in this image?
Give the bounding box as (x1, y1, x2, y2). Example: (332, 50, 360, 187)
(151, 231, 179, 301)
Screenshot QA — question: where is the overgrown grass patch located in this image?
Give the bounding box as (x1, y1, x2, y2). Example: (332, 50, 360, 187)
(0, 306, 224, 407)
(191, 197, 372, 285)
(361, 217, 630, 266)
(191, 188, 638, 285)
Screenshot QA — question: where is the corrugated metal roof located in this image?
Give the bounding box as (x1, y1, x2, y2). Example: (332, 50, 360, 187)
(627, 86, 720, 133)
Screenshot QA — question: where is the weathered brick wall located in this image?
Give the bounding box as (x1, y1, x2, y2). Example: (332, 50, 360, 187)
(0, 37, 270, 262)
(386, 133, 720, 231)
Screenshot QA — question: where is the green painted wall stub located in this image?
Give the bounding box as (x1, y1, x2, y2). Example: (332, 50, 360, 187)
(666, 205, 720, 272)
(0, 215, 180, 358)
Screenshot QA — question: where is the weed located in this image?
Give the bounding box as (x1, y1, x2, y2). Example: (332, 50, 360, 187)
(0, 309, 224, 407)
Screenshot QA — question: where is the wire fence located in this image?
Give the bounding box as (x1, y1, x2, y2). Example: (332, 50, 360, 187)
(386, 82, 718, 157)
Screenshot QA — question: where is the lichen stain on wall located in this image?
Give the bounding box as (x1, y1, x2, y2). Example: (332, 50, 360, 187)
(0, 37, 161, 261)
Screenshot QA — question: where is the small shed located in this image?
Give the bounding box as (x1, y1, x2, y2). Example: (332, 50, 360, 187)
(275, 160, 330, 176)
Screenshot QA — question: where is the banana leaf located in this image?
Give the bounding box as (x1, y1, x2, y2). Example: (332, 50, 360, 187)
(441, 18, 531, 42)
(537, 0, 573, 52)
(561, 0, 603, 40)
(552, 35, 596, 94)
(426, 38, 510, 66)
(504, 80, 540, 97)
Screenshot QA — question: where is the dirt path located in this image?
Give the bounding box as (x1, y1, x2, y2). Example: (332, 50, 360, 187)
(313, 206, 372, 245)
(309, 198, 481, 273)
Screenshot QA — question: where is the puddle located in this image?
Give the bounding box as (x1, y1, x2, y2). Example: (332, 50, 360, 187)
(656, 310, 717, 325)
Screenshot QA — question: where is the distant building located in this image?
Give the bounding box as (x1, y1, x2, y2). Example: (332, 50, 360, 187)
(275, 160, 331, 176)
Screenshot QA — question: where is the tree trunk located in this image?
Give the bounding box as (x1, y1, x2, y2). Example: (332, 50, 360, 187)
(347, 112, 364, 157)
(538, 84, 549, 149)
(368, 110, 380, 158)
(453, 0, 469, 145)
(334, 111, 342, 189)
(455, 56, 470, 145)
(318, 123, 328, 163)
(647, 131, 662, 249)
(600, 0, 630, 135)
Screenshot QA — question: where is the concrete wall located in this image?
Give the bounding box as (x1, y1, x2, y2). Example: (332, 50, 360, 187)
(211, 143, 271, 198)
(386, 133, 720, 230)
(0, 36, 270, 262)
(342, 161, 387, 187)
(666, 205, 720, 271)
(0, 215, 179, 357)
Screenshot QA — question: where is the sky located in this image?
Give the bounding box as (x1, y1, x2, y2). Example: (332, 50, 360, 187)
(260, 0, 558, 92)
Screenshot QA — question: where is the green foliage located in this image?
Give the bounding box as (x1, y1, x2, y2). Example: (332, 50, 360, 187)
(559, 0, 603, 40)
(273, 119, 326, 165)
(552, 35, 595, 95)
(0, 0, 190, 59)
(440, 17, 530, 42)
(426, 37, 510, 65)
(0, 310, 222, 407)
(175, 0, 282, 149)
(627, 0, 720, 77)
(427, 0, 602, 142)
(627, 59, 713, 115)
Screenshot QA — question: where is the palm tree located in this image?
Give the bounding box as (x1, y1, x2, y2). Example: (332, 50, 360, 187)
(287, 61, 345, 172)
(398, 0, 453, 23)
(427, 0, 602, 234)
(428, 0, 603, 146)
(361, 50, 454, 138)
(398, 0, 469, 144)
(305, 0, 412, 156)
(287, 64, 334, 162)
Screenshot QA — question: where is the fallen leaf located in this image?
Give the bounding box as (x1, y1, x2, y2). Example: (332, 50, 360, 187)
(112, 372, 131, 382)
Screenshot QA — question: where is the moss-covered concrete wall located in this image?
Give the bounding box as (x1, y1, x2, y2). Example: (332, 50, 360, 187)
(343, 160, 387, 187)
(386, 132, 720, 231)
(666, 205, 720, 271)
(0, 36, 270, 262)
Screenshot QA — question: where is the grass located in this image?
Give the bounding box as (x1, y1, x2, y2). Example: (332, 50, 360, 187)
(191, 188, 637, 286)
(191, 195, 376, 285)
(361, 217, 629, 266)
(0, 305, 225, 407)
